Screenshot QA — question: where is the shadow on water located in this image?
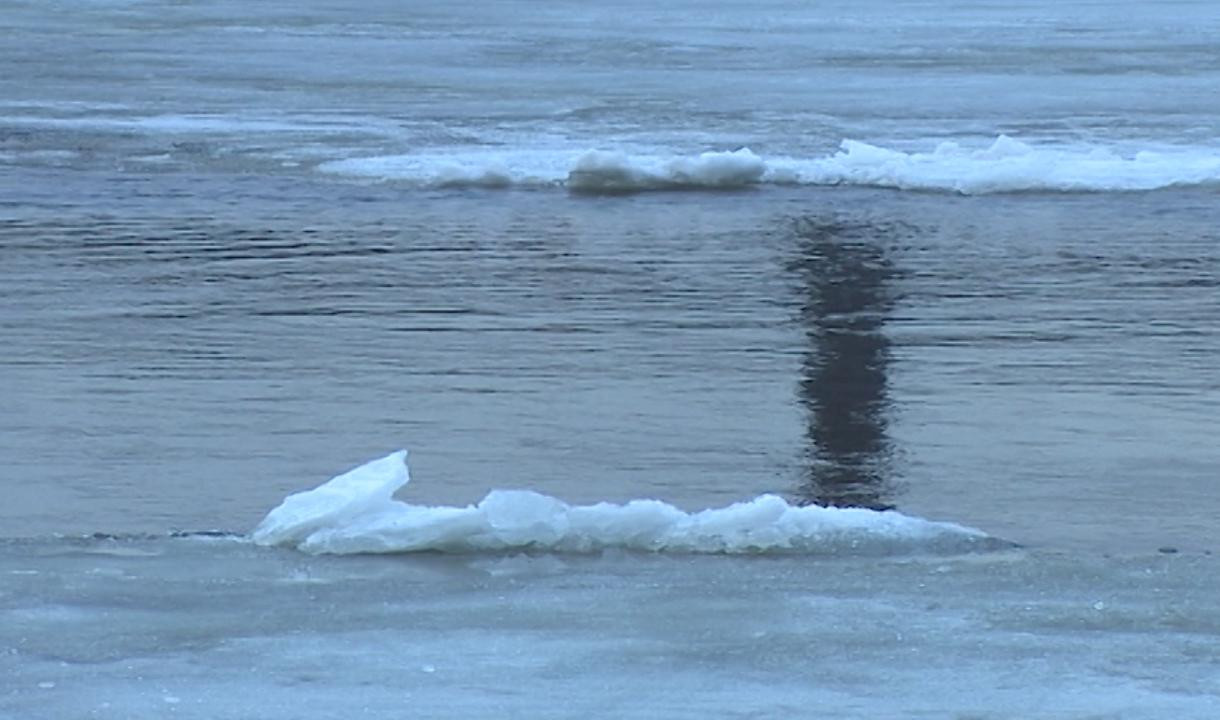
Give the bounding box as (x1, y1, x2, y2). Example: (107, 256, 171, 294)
(789, 218, 900, 511)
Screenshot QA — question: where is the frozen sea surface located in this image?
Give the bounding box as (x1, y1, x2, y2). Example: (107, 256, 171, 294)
(250, 451, 1003, 556)
(3, 0, 1220, 189)
(3, 536, 1220, 720)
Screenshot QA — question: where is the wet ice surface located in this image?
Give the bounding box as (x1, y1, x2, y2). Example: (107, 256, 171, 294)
(2, 537, 1219, 720)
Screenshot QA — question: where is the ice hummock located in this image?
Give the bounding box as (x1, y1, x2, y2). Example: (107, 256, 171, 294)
(252, 451, 999, 555)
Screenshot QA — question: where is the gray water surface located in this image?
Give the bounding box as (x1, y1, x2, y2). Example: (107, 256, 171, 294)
(4, 168, 1218, 552)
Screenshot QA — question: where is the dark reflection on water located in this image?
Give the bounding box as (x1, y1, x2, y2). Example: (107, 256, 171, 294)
(790, 218, 898, 511)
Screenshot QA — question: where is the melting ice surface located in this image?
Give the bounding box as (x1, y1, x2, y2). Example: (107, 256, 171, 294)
(252, 451, 996, 555)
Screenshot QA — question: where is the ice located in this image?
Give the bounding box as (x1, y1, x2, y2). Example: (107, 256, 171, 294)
(566, 148, 767, 192)
(773, 135, 1220, 193)
(5, 535, 1220, 720)
(317, 138, 1220, 194)
(250, 450, 409, 547)
(321, 147, 770, 192)
(317, 150, 571, 188)
(252, 451, 996, 555)
(322, 147, 770, 191)
(0, 113, 359, 135)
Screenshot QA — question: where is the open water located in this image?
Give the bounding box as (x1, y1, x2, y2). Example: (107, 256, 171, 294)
(2, 1, 1220, 718)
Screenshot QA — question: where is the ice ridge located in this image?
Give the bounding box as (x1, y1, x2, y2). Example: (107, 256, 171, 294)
(317, 137, 1220, 194)
(252, 452, 998, 556)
